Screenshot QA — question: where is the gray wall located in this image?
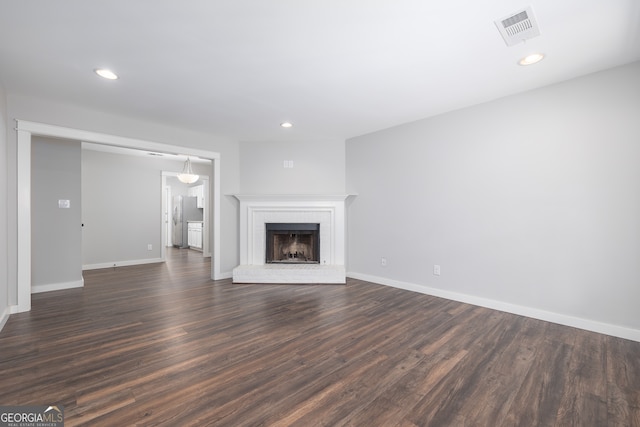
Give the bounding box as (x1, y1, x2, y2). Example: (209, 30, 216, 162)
(347, 61, 640, 333)
(82, 149, 207, 266)
(240, 139, 346, 194)
(0, 84, 8, 321)
(31, 136, 82, 289)
(5, 95, 240, 305)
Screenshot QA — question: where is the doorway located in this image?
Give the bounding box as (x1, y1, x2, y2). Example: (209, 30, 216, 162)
(162, 173, 211, 260)
(15, 120, 222, 313)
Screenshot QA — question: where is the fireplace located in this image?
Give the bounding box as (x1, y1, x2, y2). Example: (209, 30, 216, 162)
(266, 223, 320, 264)
(232, 194, 353, 284)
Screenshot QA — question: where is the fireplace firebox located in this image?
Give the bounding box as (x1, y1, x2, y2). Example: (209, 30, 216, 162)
(266, 223, 320, 264)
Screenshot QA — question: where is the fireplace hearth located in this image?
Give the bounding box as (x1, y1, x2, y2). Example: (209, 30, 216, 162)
(266, 223, 320, 264)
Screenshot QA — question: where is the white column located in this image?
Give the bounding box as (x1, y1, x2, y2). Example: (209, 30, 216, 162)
(17, 129, 31, 312)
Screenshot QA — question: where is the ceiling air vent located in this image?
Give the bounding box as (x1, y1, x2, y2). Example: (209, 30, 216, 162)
(495, 6, 541, 47)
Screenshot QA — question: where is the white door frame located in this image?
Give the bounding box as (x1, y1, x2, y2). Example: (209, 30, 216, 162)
(15, 120, 222, 313)
(162, 181, 172, 255)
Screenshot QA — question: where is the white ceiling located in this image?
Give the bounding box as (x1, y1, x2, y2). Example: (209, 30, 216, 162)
(1, 0, 638, 143)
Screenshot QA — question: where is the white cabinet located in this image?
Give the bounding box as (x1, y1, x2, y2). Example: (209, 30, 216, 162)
(187, 222, 203, 250)
(188, 185, 205, 208)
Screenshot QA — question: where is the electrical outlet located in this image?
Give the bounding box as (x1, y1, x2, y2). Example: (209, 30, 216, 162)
(147, 244, 153, 251)
(433, 264, 441, 276)
(381, 257, 387, 267)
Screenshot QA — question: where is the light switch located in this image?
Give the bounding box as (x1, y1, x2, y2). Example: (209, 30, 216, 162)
(58, 199, 71, 209)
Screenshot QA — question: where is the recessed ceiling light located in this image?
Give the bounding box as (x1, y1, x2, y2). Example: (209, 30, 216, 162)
(280, 122, 293, 128)
(518, 53, 545, 66)
(94, 68, 118, 80)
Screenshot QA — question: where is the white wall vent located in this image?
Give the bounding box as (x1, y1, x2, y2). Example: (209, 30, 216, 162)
(495, 6, 541, 47)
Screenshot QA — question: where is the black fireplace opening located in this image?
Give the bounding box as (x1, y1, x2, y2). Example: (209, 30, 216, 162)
(266, 223, 320, 264)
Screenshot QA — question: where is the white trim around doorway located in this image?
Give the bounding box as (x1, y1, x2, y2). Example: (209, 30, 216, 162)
(15, 120, 222, 313)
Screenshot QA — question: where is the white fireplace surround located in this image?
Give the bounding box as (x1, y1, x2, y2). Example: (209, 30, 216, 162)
(232, 195, 351, 284)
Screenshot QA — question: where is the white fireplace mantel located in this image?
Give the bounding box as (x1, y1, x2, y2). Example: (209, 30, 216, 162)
(232, 194, 354, 284)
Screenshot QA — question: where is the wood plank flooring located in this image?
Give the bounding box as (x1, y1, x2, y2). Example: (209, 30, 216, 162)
(1, 248, 639, 426)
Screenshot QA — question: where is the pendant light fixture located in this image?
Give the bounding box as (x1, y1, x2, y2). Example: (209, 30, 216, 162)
(177, 157, 199, 184)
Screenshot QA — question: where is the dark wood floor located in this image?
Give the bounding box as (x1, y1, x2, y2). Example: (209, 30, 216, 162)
(1, 249, 638, 426)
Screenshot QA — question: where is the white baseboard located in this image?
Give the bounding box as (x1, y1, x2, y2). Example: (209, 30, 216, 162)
(83, 258, 164, 271)
(0, 306, 11, 332)
(216, 271, 233, 280)
(347, 271, 640, 343)
(32, 278, 84, 294)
